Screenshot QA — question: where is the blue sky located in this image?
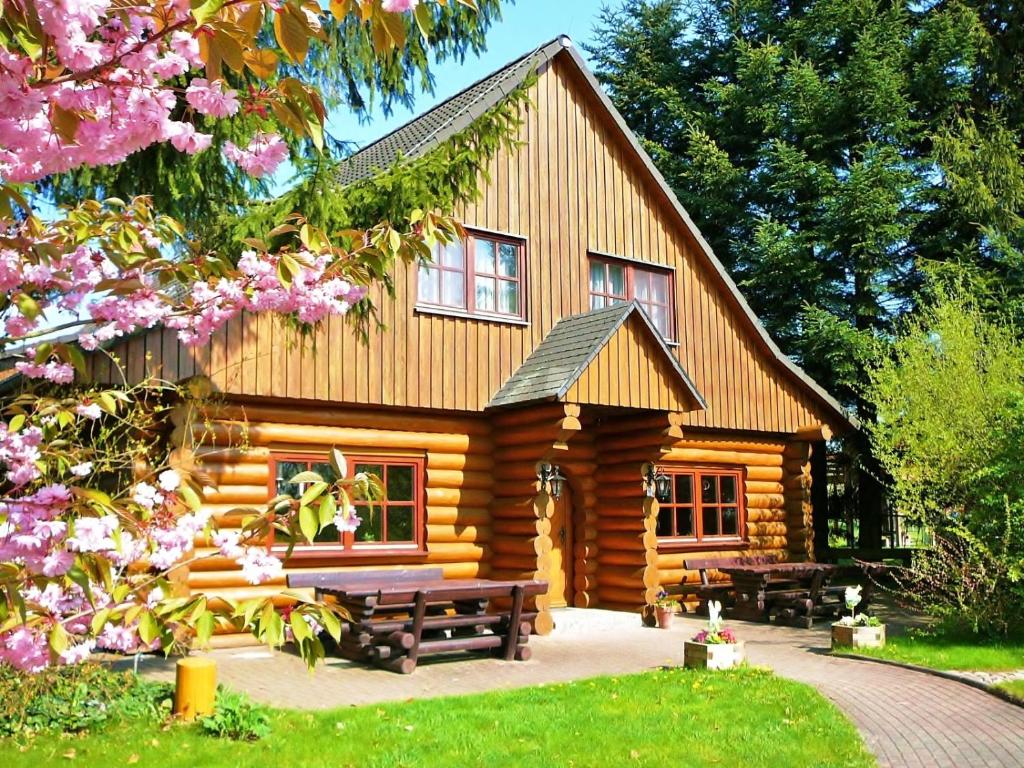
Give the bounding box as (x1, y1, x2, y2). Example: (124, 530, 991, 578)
(325, 0, 609, 153)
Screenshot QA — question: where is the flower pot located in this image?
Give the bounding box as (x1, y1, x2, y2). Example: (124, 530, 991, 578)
(655, 607, 675, 629)
(831, 623, 886, 650)
(683, 640, 745, 670)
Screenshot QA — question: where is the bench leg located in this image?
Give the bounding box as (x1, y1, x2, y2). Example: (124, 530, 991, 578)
(502, 586, 525, 662)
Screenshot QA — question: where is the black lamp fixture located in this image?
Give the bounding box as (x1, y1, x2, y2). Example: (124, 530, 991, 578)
(641, 462, 672, 499)
(536, 462, 566, 500)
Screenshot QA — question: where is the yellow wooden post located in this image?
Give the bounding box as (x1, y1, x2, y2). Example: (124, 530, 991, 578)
(174, 657, 217, 721)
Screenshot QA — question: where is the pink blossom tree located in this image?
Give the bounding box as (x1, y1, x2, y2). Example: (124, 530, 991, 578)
(0, 0, 472, 672)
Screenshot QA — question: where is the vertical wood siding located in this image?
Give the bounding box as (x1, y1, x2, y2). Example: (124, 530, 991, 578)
(105, 55, 831, 435)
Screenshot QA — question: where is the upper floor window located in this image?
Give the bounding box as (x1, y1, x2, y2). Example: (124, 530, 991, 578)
(270, 453, 424, 553)
(418, 231, 525, 320)
(588, 255, 674, 339)
(655, 467, 745, 544)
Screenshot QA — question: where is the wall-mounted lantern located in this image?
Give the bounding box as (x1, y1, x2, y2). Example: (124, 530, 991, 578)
(536, 462, 566, 500)
(641, 462, 671, 499)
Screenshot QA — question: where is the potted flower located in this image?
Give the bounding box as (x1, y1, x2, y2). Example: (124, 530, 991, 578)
(653, 589, 677, 629)
(831, 585, 886, 649)
(683, 601, 745, 670)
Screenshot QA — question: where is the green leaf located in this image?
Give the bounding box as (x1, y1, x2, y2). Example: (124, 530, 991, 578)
(90, 607, 112, 636)
(329, 448, 347, 478)
(300, 481, 328, 506)
(274, 4, 311, 64)
(179, 483, 202, 511)
(195, 611, 216, 647)
(318, 494, 337, 527)
(49, 623, 69, 655)
(299, 504, 317, 543)
(290, 611, 311, 644)
(8, 414, 25, 432)
(319, 607, 342, 642)
(191, 0, 226, 27)
(288, 470, 323, 484)
(138, 611, 159, 645)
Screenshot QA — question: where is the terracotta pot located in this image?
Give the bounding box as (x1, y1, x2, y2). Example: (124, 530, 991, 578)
(655, 607, 675, 629)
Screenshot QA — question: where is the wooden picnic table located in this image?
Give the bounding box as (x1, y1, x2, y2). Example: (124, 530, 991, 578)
(719, 562, 841, 628)
(288, 570, 547, 674)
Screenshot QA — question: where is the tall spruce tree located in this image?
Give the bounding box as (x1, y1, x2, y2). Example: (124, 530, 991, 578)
(587, 0, 1024, 408)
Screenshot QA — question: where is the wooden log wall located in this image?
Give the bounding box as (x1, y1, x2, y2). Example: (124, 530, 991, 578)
(652, 432, 809, 599)
(592, 413, 684, 612)
(175, 399, 494, 645)
(783, 441, 814, 561)
(488, 403, 584, 635)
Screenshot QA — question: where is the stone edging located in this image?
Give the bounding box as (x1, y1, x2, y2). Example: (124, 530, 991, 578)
(837, 652, 1024, 710)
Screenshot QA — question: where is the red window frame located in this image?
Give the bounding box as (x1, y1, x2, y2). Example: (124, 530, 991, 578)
(267, 452, 425, 554)
(655, 466, 746, 544)
(587, 254, 675, 340)
(417, 229, 526, 320)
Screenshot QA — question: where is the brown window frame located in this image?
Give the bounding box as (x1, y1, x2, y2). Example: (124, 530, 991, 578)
(655, 466, 746, 545)
(267, 452, 426, 556)
(417, 229, 527, 321)
(587, 254, 676, 341)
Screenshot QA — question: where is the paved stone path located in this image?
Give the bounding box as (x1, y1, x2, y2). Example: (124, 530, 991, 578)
(138, 609, 1024, 767)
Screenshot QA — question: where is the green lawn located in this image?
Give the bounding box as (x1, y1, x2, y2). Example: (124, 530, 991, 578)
(838, 626, 1024, 671)
(996, 679, 1024, 701)
(0, 667, 875, 768)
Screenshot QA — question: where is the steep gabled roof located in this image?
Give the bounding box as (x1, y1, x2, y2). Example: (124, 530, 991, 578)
(337, 37, 568, 186)
(488, 300, 706, 411)
(339, 35, 856, 432)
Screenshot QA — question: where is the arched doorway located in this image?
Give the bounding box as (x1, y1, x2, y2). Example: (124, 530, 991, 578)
(546, 484, 575, 608)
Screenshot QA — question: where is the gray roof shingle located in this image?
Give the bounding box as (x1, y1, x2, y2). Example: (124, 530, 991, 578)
(487, 300, 706, 410)
(336, 37, 571, 186)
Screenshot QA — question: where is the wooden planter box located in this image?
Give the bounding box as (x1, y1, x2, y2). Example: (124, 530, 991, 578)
(683, 640, 745, 670)
(831, 623, 886, 650)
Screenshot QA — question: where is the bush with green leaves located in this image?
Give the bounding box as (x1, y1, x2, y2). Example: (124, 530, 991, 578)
(865, 289, 1024, 636)
(0, 663, 172, 738)
(199, 688, 271, 742)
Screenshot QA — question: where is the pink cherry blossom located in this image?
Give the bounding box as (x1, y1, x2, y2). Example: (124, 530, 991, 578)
(382, 0, 420, 12)
(158, 469, 182, 493)
(223, 132, 289, 177)
(76, 402, 102, 420)
(185, 78, 240, 118)
(70, 461, 93, 477)
(239, 549, 283, 585)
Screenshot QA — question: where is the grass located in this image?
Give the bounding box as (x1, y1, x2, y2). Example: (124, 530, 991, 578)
(996, 679, 1024, 702)
(837, 625, 1024, 672)
(0, 667, 875, 768)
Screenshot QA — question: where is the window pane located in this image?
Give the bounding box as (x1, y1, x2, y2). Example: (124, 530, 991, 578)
(440, 240, 464, 269)
(418, 265, 439, 303)
(722, 507, 738, 536)
(475, 277, 496, 311)
(676, 507, 694, 537)
(312, 463, 338, 484)
(703, 506, 720, 536)
(498, 243, 518, 277)
(590, 294, 605, 310)
(314, 522, 340, 544)
(609, 264, 626, 296)
(634, 271, 650, 301)
(442, 271, 465, 307)
(652, 272, 670, 305)
(387, 506, 415, 542)
(720, 475, 737, 504)
(475, 238, 496, 274)
(498, 280, 519, 315)
(656, 504, 673, 537)
(276, 461, 308, 497)
(386, 465, 414, 502)
(354, 463, 383, 501)
(674, 474, 692, 504)
(589, 262, 606, 293)
(701, 476, 718, 504)
(355, 504, 383, 542)
(651, 304, 669, 337)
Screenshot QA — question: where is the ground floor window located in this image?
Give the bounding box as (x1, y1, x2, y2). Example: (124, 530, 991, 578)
(655, 466, 746, 544)
(270, 453, 425, 552)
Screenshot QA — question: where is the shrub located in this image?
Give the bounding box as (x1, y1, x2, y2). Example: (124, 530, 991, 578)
(865, 289, 1024, 636)
(199, 688, 271, 741)
(0, 663, 173, 737)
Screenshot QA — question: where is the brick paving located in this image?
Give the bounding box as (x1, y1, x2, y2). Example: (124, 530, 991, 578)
(137, 609, 1024, 767)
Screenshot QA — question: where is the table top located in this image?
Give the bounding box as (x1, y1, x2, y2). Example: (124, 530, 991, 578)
(320, 578, 548, 601)
(718, 562, 838, 577)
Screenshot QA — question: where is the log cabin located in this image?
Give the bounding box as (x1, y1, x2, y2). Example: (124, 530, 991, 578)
(92, 36, 856, 641)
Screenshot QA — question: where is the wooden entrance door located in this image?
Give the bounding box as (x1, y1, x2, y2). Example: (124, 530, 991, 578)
(547, 485, 574, 607)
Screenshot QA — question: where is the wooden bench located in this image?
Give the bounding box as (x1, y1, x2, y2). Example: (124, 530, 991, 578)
(664, 556, 780, 613)
(287, 569, 547, 673)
